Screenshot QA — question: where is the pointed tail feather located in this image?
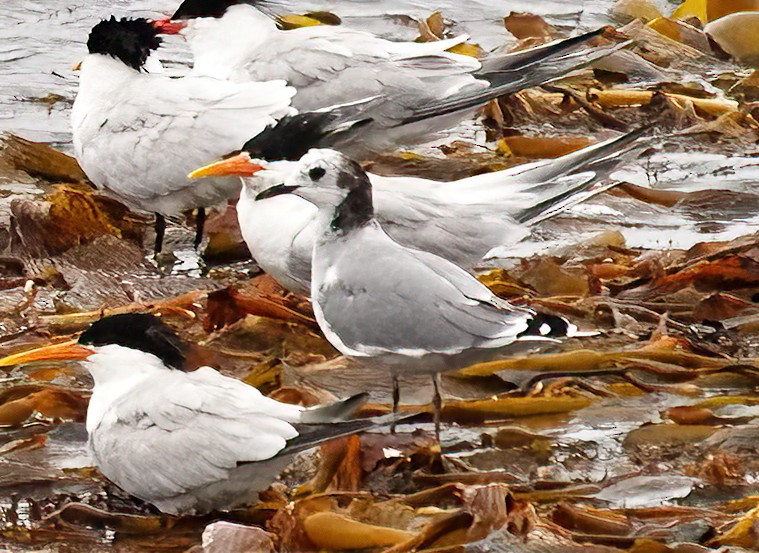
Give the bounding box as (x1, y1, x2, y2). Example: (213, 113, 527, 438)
(478, 27, 606, 82)
(283, 412, 422, 458)
(514, 124, 654, 226)
(400, 38, 630, 125)
(300, 392, 370, 423)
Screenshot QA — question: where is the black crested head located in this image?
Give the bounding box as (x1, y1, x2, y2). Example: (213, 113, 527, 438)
(79, 313, 187, 369)
(172, 0, 271, 19)
(243, 112, 372, 162)
(87, 17, 162, 71)
(328, 156, 373, 233)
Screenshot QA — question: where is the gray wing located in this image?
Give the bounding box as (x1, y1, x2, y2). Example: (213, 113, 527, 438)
(372, 179, 528, 268)
(89, 367, 302, 507)
(244, 26, 483, 120)
(312, 225, 534, 357)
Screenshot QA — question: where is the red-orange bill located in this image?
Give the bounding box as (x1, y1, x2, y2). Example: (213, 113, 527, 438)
(0, 341, 94, 367)
(188, 153, 266, 179)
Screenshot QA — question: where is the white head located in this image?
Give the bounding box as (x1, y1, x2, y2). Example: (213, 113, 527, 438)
(152, 1, 277, 79)
(257, 149, 375, 233)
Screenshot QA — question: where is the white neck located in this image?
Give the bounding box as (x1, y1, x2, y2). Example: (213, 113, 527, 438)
(186, 5, 277, 80)
(83, 345, 170, 433)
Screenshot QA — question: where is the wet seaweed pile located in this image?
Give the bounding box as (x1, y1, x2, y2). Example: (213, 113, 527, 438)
(1, 1, 758, 552)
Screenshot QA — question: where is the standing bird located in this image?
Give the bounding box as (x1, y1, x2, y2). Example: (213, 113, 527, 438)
(71, 17, 296, 253)
(0, 313, 387, 515)
(152, 0, 621, 156)
(254, 150, 594, 434)
(189, 122, 648, 294)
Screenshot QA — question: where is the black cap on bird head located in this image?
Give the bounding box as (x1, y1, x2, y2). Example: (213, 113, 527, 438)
(172, 0, 274, 19)
(87, 17, 162, 71)
(78, 313, 187, 369)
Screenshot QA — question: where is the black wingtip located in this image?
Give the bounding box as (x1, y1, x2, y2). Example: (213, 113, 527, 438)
(518, 313, 571, 338)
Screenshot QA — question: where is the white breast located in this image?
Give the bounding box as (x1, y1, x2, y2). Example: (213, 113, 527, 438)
(237, 188, 317, 293)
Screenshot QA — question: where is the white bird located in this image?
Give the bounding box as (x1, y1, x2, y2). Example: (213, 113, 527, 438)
(254, 150, 595, 433)
(189, 119, 648, 294)
(0, 313, 387, 515)
(152, 0, 620, 156)
(71, 17, 296, 253)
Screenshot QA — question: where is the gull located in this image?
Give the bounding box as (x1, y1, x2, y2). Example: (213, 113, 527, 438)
(0, 313, 391, 515)
(189, 121, 648, 293)
(71, 16, 295, 253)
(152, 0, 622, 156)
(255, 149, 596, 433)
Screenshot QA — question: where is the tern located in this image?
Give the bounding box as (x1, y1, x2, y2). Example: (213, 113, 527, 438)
(71, 17, 296, 253)
(0, 313, 393, 515)
(254, 150, 595, 434)
(189, 122, 648, 294)
(152, 0, 621, 156)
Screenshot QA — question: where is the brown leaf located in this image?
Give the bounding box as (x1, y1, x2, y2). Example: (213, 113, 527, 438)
(0, 133, 86, 183)
(552, 502, 633, 536)
(498, 135, 594, 159)
(204, 276, 315, 332)
(519, 258, 590, 297)
(303, 511, 414, 549)
(11, 185, 146, 257)
(503, 12, 557, 40)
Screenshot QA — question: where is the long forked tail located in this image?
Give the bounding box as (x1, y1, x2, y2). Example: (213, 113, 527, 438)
(514, 124, 654, 226)
(400, 30, 629, 125)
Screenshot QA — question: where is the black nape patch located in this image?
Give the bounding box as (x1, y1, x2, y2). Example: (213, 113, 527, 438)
(331, 160, 374, 233)
(518, 313, 570, 338)
(172, 0, 271, 19)
(79, 313, 187, 369)
(87, 17, 162, 71)
(242, 112, 371, 162)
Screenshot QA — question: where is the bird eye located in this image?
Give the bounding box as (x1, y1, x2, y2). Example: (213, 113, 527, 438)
(309, 166, 326, 181)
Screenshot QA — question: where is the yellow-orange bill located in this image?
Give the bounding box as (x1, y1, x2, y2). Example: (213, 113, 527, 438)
(72, 60, 82, 71)
(188, 153, 265, 179)
(0, 340, 93, 367)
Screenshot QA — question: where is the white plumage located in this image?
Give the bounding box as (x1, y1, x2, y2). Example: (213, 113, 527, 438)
(72, 54, 295, 217)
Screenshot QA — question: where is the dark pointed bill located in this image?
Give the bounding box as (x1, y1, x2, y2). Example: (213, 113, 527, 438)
(256, 184, 300, 201)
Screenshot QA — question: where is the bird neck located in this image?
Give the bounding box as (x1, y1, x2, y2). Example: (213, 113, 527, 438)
(188, 5, 276, 80)
(330, 186, 374, 234)
(83, 345, 168, 433)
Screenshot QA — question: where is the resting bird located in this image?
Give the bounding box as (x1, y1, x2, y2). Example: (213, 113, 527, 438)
(0, 313, 386, 515)
(71, 16, 295, 253)
(255, 150, 594, 434)
(153, 0, 621, 156)
(189, 121, 648, 294)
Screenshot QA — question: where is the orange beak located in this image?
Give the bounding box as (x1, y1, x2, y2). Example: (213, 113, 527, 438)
(188, 153, 266, 179)
(0, 340, 94, 367)
(151, 18, 188, 34)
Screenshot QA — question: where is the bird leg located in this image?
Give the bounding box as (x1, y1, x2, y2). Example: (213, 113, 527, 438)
(154, 213, 166, 256)
(193, 207, 206, 250)
(390, 374, 400, 434)
(432, 373, 443, 442)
